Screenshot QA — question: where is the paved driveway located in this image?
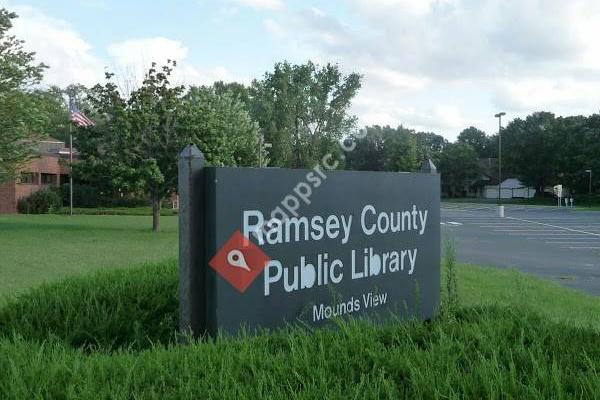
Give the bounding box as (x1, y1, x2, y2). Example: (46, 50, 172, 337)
(442, 203, 600, 296)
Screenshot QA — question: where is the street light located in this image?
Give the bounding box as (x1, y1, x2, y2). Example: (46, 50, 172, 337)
(495, 112, 506, 207)
(585, 169, 592, 207)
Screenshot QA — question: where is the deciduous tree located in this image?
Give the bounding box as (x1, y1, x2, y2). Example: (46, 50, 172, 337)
(0, 8, 48, 182)
(250, 61, 361, 168)
(80, 62, 261, 231)
(346, 125, 435, 172)
(438, 142, 479, 197)
(457, 126, 492, 158)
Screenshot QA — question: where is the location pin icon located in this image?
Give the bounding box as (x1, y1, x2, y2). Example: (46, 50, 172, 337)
(227, 249, 251, 272)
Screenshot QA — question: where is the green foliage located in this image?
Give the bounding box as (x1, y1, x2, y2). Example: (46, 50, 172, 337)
(457, 126, 494, 158)
(382, 126, 419, 172)
(0, 261, 598, 398)
(0, 8, 46, 92)
(250, 61, 362, 168)
(414, 131, 448, 164)
(0, 214, 599, 397)
(181, 86, 261, 167)
(79, 62, 261, 231)
(30, 87, 70, 139)
(550, 114, 600, 196)
(16, 188, 62, 214)
(212, 80, 251, 106)
(442, 238, 458, 317)
(0, 261, 178, 350)
(438, 142, 480, 197)
(59, 184, 99, 207)
(498, 111, 600, 197)
(56, 206, 178, 216)
(59, 183, 149, 208)
(0, 8, 48, 182)
(501, 112, 560, 193)
(346, 125, 441, 172)
(345, 127, 385, 171)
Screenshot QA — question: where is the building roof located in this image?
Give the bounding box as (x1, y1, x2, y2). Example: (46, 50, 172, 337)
(36, 138, 77, 157)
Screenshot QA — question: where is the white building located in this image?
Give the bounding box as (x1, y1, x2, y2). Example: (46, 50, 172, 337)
(483, 178, 536, 199)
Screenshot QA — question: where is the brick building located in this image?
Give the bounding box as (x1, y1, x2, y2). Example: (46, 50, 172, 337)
(0, 138, 76, 214)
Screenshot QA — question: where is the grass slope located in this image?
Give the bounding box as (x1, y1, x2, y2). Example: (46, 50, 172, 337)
(2, 307, 598, 399)
(0, 261, 598, 399)
(0, 215, 177, 299)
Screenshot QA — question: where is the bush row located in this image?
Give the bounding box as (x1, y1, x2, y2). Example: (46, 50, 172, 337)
(16, 185, 155, 214)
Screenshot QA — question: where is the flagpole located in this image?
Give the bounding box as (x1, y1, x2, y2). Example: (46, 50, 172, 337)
(69, 124, 73, 216)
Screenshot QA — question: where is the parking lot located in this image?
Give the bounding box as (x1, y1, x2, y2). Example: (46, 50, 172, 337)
(442, 203, 600, 296)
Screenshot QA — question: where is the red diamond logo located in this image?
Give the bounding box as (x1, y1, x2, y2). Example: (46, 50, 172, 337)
(209, 230, 271, 293)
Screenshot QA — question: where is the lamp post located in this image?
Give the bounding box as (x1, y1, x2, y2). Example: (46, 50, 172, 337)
(585, 169, 592, 207)
(69, 125, 73, 216)
(495, 112, 506, 210)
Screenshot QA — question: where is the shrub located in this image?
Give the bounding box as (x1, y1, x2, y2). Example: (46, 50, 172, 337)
(17, 188, 62, 214)
(0, 260, 178, 350)
(59, 184, 150, 208)
(60, 183, 101, 207)
(108, 195, 148, 208)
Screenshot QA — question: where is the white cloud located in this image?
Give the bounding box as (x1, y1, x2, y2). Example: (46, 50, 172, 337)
(10, 5, 104, 87)
(263, 18, 285, 38)
(263, 0, 600, 137)
(231, 0, 283, 11)
(10, 1, 600, 138)
(363, 67, 430, 90)
(494, 78, 600, 113)
(107, 37, 247, 90)
(10, 5, 246, 92)
(107, 37, 189, 69)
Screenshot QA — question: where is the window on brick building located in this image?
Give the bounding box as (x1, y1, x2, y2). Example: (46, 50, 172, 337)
(19, 172, 36, 184)
(41, 173, 55, 185)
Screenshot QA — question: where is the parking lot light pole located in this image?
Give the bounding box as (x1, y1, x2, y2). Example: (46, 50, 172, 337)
(585, 169, 592, 207)
(495, 112, 506, 215)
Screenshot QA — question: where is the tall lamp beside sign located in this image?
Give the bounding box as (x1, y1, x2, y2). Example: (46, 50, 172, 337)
(495, 112, 506, 217)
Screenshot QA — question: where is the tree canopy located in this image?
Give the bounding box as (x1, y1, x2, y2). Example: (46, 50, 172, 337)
(0, 8, 48, 182)
(457, 126, 494, 158)
(501, 112, 600, 196)
(438, 142, 480, 197)
(250, 61, 362, 168)
(77, 61, 262, 231)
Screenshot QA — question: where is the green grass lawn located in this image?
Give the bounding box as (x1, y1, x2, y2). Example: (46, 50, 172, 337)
(455, 263, 600, 330)
(0, 214, 598, 398)
(0, 214, 177, 299)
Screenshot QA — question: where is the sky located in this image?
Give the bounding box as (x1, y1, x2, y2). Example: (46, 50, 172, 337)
(6, 0, 600, 140)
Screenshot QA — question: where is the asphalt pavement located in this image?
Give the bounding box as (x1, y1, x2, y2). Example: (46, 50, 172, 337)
(442, 203, 600, 296)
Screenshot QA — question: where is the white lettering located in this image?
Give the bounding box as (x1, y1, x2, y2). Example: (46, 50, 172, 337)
(361, 205, 376, 235)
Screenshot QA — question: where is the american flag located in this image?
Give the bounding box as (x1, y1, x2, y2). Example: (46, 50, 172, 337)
(69, 101, 95, 127)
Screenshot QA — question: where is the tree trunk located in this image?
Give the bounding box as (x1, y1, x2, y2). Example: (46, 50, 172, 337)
(152, 194, 161, 232)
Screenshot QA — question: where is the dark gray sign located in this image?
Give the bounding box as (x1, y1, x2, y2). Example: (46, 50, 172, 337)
(179, 145, 440, 337)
